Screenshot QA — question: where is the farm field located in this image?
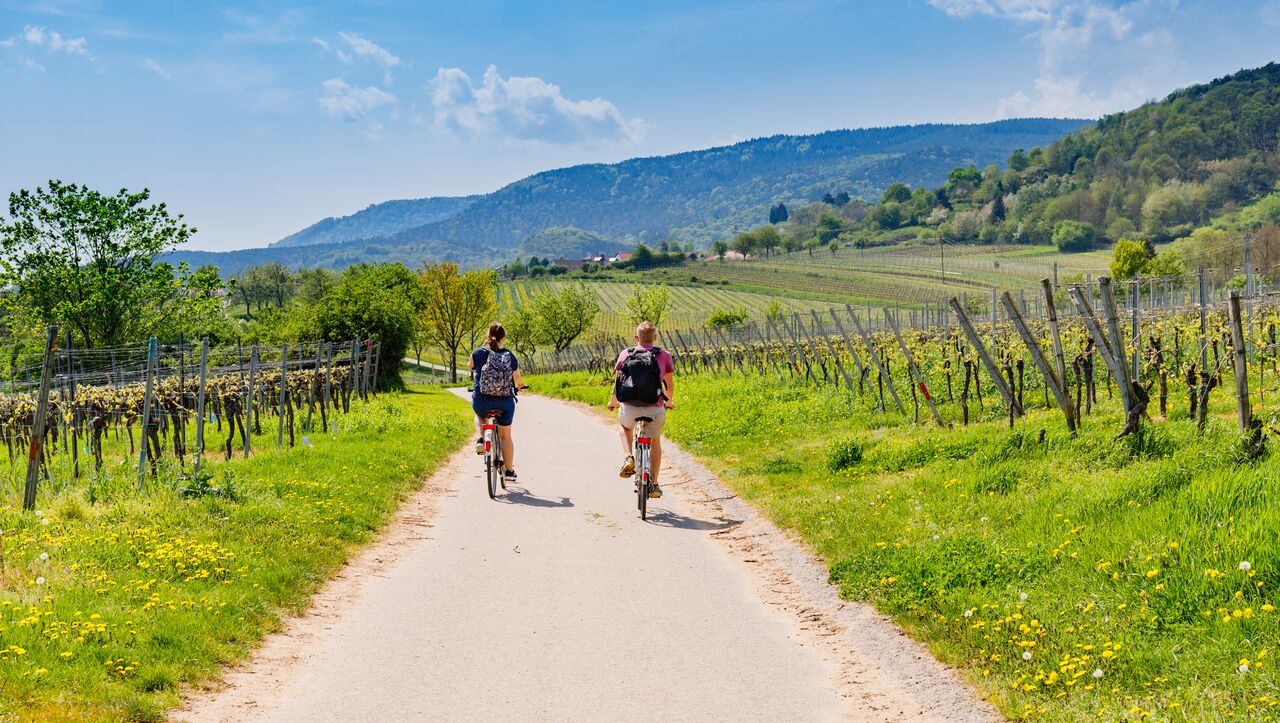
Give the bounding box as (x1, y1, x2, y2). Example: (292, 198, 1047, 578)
(633, 244, 1115, 309)
(496, 277, 849, 336)
(535, 368, 1280, 721)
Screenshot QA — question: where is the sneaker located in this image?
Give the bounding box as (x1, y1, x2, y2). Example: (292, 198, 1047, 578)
(503, 469, 517, 483)
(619, 455, 636, 478)
(648, 483, 663, 499)
(474, 438, 485, 455)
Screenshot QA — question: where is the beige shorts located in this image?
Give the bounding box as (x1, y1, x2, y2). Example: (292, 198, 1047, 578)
(619, 403, 666, 436)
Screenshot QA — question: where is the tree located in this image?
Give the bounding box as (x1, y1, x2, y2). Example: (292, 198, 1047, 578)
(1145, 249, 1187, 278)
(316, 263, 422, 386)
(296, 268, 339, 304)
(529, 283, 599, 352)
(731, 231, 754, 257)
(1110, 239, 1149, 279)
(624, 285, 670, 326)
(260, 262, 296, 308)
(0, 181, 202, 348)
(990, 185, 1007, 222)
(768, 203, 789, 224)
(712, 239, 729, 262)
(833, 191, 851, 206)
(706, 307, 749, 328)
(755, 226, 782, 257)
(882, 182, 912, 204)
(501, 305, 543, 358)
(822, 192, 836, 205)
(418, 262, 497, 382)
(804, 237, 820, 256)
(1052, 220, 1096, 252)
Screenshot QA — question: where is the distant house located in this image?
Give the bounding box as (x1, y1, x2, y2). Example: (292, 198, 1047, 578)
(611, 251, 633, 264)
(554, 257, 585, 270)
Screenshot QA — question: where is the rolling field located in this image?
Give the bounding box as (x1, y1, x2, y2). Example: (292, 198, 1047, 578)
(634, 244, 1114, 308)
(496, 278, 848, 336)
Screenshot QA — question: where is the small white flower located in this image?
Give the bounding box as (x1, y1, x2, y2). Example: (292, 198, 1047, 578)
(980, 516, 989, 523)
(1019, 592, 1028, 602)
(33, 510, 42, 517)
(39, 552, 48, 561)
(35, 576, 45, 585)
(40, 519, 50, 526)
(1241, 561, 1253, 571)
(834, 495, 841, 501)
(1022, 651, 1033, 661)
(933, 534, 940, 541)
(963, 609, 974, 618)
(1240, 664, 1250, 674)
(1092, 668, 1104, 679)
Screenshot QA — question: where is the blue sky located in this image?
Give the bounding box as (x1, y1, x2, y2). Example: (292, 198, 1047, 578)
(1, 1, 1277, 251)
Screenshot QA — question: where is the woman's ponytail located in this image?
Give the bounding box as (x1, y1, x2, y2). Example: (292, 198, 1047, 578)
(486, 322, 506, 352)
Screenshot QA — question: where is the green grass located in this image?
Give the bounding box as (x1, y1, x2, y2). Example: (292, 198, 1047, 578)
(534, 370, 1280, 721)
(0, 386, 470, 721)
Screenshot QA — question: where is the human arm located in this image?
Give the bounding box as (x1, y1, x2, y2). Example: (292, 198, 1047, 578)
(513, 369, 527, 389)
(661, 372, 675, 409)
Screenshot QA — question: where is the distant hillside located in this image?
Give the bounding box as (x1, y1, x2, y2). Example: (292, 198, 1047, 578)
(841, 62, 1280, 248)
(169, 118, 1087, 273)
(273, 195, 478, 248)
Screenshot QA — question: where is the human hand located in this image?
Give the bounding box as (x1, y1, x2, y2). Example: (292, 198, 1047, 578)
(607, 400, 619, 410)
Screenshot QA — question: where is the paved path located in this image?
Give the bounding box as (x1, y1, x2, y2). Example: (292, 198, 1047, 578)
(181, 392, 996, 722)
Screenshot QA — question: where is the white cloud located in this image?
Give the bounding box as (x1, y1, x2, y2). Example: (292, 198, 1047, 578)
(429, 64, 647, 144)
(142, 57, 170, 80)
(316, 32, 401, 84)
(930, 0, 1179, 118)
(319, 78, 397, 122)
(8, 24, 87, 54)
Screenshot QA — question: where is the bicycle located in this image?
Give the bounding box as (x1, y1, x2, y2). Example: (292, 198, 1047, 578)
(476, 384, 526, 500)
(480, 408, 507, 499)
(632, 416, 654, 520)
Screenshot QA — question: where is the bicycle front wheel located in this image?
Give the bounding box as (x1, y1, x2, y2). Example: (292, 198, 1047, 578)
(486, 448, 497, 499)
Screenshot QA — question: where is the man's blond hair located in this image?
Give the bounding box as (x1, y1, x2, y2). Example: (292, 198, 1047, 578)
(636, 321, 657, 344)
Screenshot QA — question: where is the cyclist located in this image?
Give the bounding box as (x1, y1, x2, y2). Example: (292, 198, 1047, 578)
(469, 322, 525, 484)
(607, 321, 675, 498)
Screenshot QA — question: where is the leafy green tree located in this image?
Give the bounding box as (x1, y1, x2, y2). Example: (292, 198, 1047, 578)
(624, 285, 670, 326)
(882, 182, 912, 204)
(296, 268, 339, 304)
(418, 261, 496, 381)
(706, 307, 749, 327)
(768, 203, 789, 224)
(833, 191, 851, 206)
(1110, 239, 1149, 279)
(316, 264, 422, 386)
(990, 185, 1006, 222)
(731, 231, 755, 257)
(1052, 220, 1097, 252)
(755, 226, 782, 257)
(712, 239, 729, 262)
(0, 181, 205, 348)
(1145, 249, 1187, 278)
(501, 305, 543, 358)
(529, 283, 600, 352)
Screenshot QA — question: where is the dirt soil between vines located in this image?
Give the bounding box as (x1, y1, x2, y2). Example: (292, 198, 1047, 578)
(176, 391, 997, 722)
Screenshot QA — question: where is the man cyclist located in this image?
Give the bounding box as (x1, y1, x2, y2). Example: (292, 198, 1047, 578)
(469, 322, 525, 484)
(607, 321, 675, 498)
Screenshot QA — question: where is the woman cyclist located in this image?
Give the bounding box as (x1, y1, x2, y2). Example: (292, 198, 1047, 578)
(469, 322, 525, 483)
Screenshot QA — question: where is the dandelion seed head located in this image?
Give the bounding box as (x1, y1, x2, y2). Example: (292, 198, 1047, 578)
(35, 576, 45, 585)
(1241, 561, 1253, 571)
(1240, 664, 1250, 673)
(1022, 651, 1033, 661)
(40, 519, 49, 526)
(964, 609, 974, 617)
(1019, 592, 1028, 602)
(1093, 668, 1104, 678)
(38, 552, 48, 561)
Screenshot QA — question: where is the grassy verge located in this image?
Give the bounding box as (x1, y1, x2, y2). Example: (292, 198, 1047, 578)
(535, 371, 1280, 721)
(0, 386, 470, 721)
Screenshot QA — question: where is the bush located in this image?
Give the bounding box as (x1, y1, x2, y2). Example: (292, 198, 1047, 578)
(826, 438, 864, 472)
(706, 307, 749, 328)
(1052, 220, 1096, 251)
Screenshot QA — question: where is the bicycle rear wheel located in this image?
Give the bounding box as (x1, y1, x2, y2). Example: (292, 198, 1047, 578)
(637, 444, 649, 520)
(486, 443, 498, 499)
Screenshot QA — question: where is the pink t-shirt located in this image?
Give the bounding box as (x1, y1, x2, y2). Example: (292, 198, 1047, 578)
(614, 344, 674, 406)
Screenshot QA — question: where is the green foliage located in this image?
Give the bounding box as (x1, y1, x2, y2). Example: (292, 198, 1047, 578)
(624, 285, 670, 326)
(0, 181, 211, 348)
(706, 307, 749, 328)
(826, 437, 864, 472)
(1110, 238, 1150, 279)
(527, 282, 600, 351)
(1052, 220, 1096, 252)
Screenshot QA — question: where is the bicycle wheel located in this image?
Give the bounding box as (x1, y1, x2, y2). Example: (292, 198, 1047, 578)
(486, 440, 498, 499)
(497, 442, 507, 491)
(637, 445, 649, 520)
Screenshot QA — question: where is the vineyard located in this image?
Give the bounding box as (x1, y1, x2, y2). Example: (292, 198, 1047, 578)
(496, 278, 846, 335)
(633, 243, 1116, 310)
(534, 268, 1280, 447)
(0, 330, 383, 510)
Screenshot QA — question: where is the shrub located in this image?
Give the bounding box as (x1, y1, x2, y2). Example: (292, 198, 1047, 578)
(826, 438, 864, 472)
(706, 307, 749, 328)
(1052, 220, 1096, 251)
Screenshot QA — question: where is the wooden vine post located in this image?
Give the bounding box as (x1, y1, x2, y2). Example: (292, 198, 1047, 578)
(136, 337, 158, 489)
(194, 338, 209, 474)
(246, 345, 257, 456)
(23, 325, 58, 511)
(1001, 292, 1077, 435)
(810, 310, 855, 392)
(1067, 286, 1133, 416)
(885, 310, 944, 426)
(65, 328, 79, 479)
(827, 308, 867, 387)
(277, 343, 288, 448)
(948, 297, 1023, 418)
(1228, 290, 1253, 432)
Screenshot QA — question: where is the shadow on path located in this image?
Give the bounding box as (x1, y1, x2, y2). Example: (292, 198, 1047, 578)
(644, 508, 741, 532)
(498, 487, 574, 509)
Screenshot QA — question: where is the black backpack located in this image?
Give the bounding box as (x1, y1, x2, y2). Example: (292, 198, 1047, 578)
(615, 347, 663, 404)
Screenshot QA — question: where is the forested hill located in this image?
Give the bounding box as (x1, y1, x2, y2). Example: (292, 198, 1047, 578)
(170, 118, 1085, 273)
(272, 195, 479, 248)
(841, 62, 1280, 248)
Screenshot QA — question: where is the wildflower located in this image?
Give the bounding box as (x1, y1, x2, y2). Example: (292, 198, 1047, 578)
(1093, 669, 1104, 679)
(1241, 561, 1253, 571)
(1023, 651, 1033, 661)
(39, 552, 48, 561)
(964, 609, 974, 618)
(1240, 664, 1251, 673)
(1265, 605, 1276, 613)
(1019, 592, 1028, 602)
(40, 519, 49, 526)
(35, 577, 45, 586)
(1146, 569, 1160, 578)
(980, 516, 989, 523)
